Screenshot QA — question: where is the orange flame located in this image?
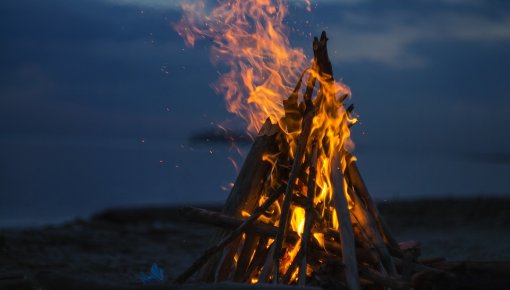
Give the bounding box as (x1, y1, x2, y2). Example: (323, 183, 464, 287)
(174, 0, 307, 134)
(290, 206, 306, 236)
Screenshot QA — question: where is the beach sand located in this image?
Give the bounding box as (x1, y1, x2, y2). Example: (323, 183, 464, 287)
(1, 198, 509, 288)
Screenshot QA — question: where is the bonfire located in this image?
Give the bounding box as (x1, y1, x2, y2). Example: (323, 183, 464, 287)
(173, 1, 427, 289)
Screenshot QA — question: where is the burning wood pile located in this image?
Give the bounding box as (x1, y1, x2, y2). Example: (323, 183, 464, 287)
(174, 32, 428, 290)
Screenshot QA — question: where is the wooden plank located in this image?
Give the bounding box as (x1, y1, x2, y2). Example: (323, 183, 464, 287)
(175, 185, 285, 284)
(344, 155, 400, 253)
(242, 237, 271, 283)
(233, 234, 260, 281)
(258, 243, 275, 283)
(223, 118, 279, 217)
(298, 141, 319, 285)
(331, 155, 361, 290)
(347, 186, 397, 276)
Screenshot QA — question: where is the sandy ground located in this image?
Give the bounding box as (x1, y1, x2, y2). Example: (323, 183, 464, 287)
(0, 198, 509, 288)
(379, 198, 510, 261)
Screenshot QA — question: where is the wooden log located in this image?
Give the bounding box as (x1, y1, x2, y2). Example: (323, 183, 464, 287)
(175, 229, 238, 283)
(282, 68, 307, 134)
(347, 185, 397, 276)
(282, 249, 302, 284)
(224, 118, 279, 217)
(215, 244, 238, 282)
(259, 243, 276, 283)
(315, 31, 333, 79)
(200, 119, 280, 282)
(242, 237, 271, 283)
(231, 185, 286, 282)
(175, 185, 285, 284)
(302, 56, 318, 108)
(183, 207, 378, 265)
(233, 235, 260, 281)
(307, 246, 379, 269)
(344, 155, 400, 254)
(182, 207, 299, 242)
(331, 154, 360, 290)
(298, 141, 319, 286)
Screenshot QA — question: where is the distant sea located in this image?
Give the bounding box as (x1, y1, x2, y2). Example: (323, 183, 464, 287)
(1, 137, 509, 227)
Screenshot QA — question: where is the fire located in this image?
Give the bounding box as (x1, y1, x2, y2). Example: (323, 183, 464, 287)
(312, 232, 325, 249)
(290, 206, 305, 236)
(175, 0, 358, 284)
(174, 0, 307, 134)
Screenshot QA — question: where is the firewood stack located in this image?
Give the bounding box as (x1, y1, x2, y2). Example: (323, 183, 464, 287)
(174, 32, 430, 290)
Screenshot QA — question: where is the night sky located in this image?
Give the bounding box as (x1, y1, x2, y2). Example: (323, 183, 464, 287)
(1, 0, 510, 226)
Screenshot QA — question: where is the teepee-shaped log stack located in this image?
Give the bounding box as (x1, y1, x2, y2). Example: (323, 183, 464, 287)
(175, 32, 425, 290)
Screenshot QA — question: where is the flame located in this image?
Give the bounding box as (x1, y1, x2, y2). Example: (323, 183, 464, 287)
(331, 207, 339, 230)
(262, 152, 279, 167)
(174, 0, 307, 134)
(312, 232, 325, 249)
(256, 195, 281, 225)
(290, 206, 306, 236)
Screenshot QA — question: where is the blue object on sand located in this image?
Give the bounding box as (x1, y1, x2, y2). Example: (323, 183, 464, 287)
(140, 263, 164, 284)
